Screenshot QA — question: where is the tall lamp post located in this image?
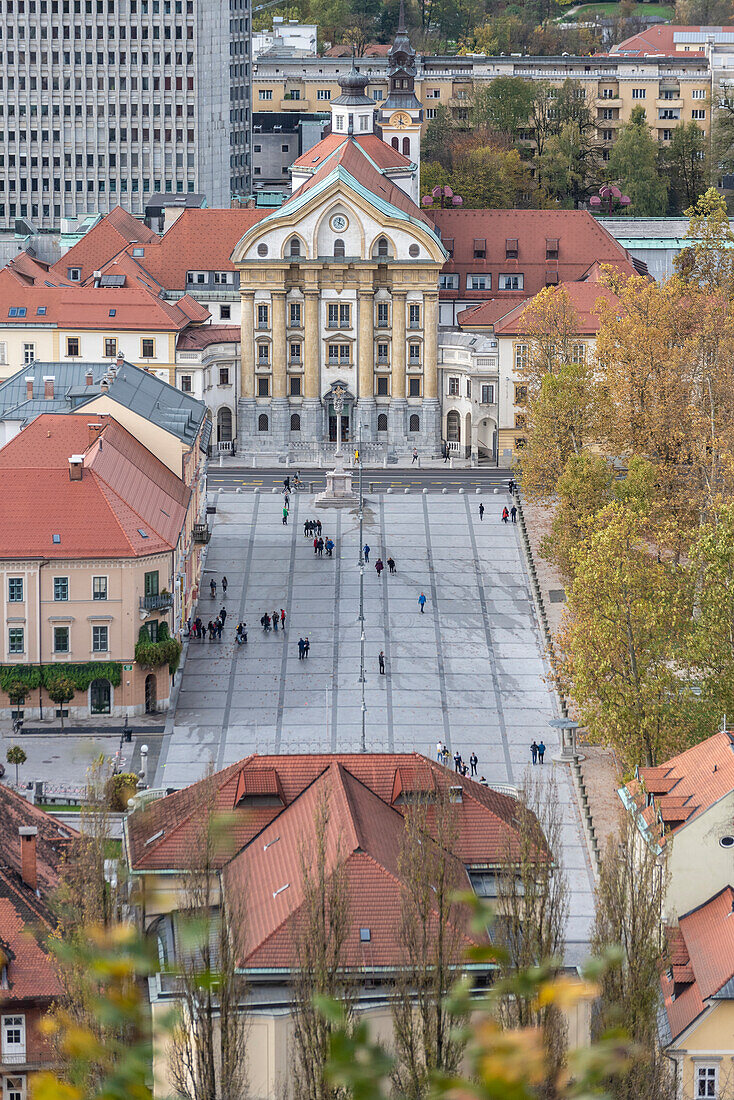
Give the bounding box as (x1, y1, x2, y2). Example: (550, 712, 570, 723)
(357, 419, 366, 753)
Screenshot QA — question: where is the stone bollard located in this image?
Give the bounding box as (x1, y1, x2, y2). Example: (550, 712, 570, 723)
(253, 487, 259, 494)
(422, 487, 428, 494)
(442, 487, 448, 494)
(493, 487, 499, 494)
(475, 487, 481, 494)
(404, 487, 410, 494)
(458, 487, 465, 494)
(387, 487, 393, 494)
(370, 483, 375, 492)
(271, 487, 278, 493)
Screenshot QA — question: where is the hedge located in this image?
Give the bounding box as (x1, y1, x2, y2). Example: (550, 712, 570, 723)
(0, 662, 123, 696)
(135, 622, 182, 675)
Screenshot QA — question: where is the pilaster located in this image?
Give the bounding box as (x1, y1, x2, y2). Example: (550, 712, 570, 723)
(240, 289, 255, 399)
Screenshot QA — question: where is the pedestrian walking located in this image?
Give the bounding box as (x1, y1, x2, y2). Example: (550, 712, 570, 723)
(284, 492, 290, 509)
(378, 650, 385, 674)
(294, 471, 301, 490)
(210, 578, 216, 598)
(304, 520, 310, 537)
(282, 506, 288, 525)
(538, 740, 546, 764)
(195, 617, 202, 639)
(418, 591, 426, 613)
(325, 537, 334, 556)
(508, 478, 516, 496)
(219, 607, 227, 625)
(502, 506, 509, 523)
(317, 537, 324, 556)
(280, 608, 286, 629)
(412, 447, 418, 464)
(222, 576, 228, 596)
(298, 637, 306, 660)
(316, 520, 322, 537)
(375, 558, 384, 577)
(531, 740, 538, 765)
(208, 621, 215, 640)
(216, 618, 223, 641)
(236, 622, 247, 645)
(363, 544, 370, 563)
(436, 739, 444, 762)
(284, 476, 290, 492)
(479, 503, 484, 521)
(470, 751, 478, 776)
(387, 556, 396, 574)
(313, 536, 319, 555)
(272, 612, 278, 632)
(453, 751, 461, 773)
(443, 442, 449, 463)
(510, 504, 517, 523)
(304, 636, 310, 658)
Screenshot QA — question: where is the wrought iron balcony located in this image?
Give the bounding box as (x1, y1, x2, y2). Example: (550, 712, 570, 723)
(139, 592, 174, 611)
(193, 523, 211, 544)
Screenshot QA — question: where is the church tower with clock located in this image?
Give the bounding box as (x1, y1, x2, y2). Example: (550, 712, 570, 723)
(380, 0, 422, 204)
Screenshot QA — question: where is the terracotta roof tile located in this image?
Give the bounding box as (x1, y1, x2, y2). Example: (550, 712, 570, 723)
(293, 132, 412, 172)
(0, 890, 62, 1002)
(0, 786, 79, 897)
(177, 325, 241, 350)
(611, 24, 718, 55)
(51, 206, 157, 283)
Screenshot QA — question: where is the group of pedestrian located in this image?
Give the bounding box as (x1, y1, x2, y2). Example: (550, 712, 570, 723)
(530, 740, 546, 764)
(209, 576, 228, 599)
(283, 473, 301, 493)
(501, 504, 518, 524)
(297, 636, 311, 660)
(235, 622, 247, 645)
(260, 609, 287, 633)
(435, 742, 484, 781)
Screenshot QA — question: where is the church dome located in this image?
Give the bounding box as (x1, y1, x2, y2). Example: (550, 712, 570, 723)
(331, 62, 373, 106)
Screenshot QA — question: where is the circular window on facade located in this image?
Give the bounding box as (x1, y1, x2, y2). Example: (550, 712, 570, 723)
(257, 243, 268, 256)
(330, 213, 348, 232)
(409, 243, 420, 257)
(720, 835, 734, 848)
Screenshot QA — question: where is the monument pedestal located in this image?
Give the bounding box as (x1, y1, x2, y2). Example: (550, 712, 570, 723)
(314, 460, 359, 509)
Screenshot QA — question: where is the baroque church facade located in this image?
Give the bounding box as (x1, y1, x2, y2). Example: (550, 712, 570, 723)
(232, 11, 447, 454)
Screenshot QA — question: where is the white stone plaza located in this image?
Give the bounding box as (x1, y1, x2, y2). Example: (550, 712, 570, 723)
(156, 489, 595, 960)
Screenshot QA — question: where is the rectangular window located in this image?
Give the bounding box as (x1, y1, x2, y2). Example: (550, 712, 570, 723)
(289, 375, 301, 396)
(92, 576, 107, 600)
(8, 578, 23, 602)
(257, 344, 269, 364)
(258, 89, 273, 100)
(257, 375, 269, 396)
(662, 129, 672, 141)
(213, 271, 229, 284)
(377, 343, 389, 364)
(219, 368, 230, 384)
(289, 302, 301, 327)
(602, 129, 613, 141)
(473, 237, 486, 259)
(409, 304, 421, 329)
(505, 238, 518, 259)
(376, 376, 388, 395)
(426, 108, 437, 119)
(631, 87, 645, 99)
(692, 109, 706, 120)
(2, 1016, 25, 1059)
(439, 274, 458, 289)
(104, 337, 117, 357)
(327, 303, 350, 328)
(180, 375, 192, 392)
(327, 344, 350, 364)
(481, 383, 494, 404)
(546, 238, 559, 260)
(92, 625, 108, 652)
(448, 376, 459, 396)
(144, 570, 159, 596)
(692, 88, 707, 99)
(220, 305, 231, 320)
(658, 109, 680, 120)
(697, 1066, 717, 1098)
(500, 274, 523, 290)
(66, 336, 79, 356)
(8, 628, 24, 655)
(289, 342, 301, 363)
(23, 343, 35, 366)
(515, 382, 528, 405)
(408, 343, 421, 364)
(377, 302, 389, 327)
(316, 89, 331, 100)
(571, 343, 586, 364)
(467, 275, 490, 290)
(257, 304, 269, 328)
(140, 338, 155, 358)
(408, 376, 421, 397)
(53, 576, 68, 601)
(54, 626, 69, 653)
(514, 344, 528, 371)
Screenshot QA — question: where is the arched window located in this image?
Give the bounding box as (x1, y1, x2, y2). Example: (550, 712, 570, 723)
(446, 410, 460, 441)
(288, 237, 301, 258)
(333, 238, 345, 259)
(376, 236, 389, 258)
(391, 137, 399, 150)
(409, 414, 420, 433)
(217, 406, 233, 442)
(402, 136, 410, 156)
(290, 413, 301, 432)
(377, 412, 388, 433)
(258, 413, 269, 432)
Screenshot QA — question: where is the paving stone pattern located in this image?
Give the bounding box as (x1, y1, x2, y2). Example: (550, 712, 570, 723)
(157, 491, 596, 962)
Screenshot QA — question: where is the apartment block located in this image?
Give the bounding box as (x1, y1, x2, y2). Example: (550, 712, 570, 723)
(0, 0, 252, 229)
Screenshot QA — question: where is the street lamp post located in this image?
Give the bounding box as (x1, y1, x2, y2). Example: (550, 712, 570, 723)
(357, 419, 366, 753)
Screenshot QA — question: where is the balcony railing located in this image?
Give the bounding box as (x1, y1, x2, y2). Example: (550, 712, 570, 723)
(1, 1052, 27, 1065)
(193, 523, 211, 544)
(139, 592, 174, 611)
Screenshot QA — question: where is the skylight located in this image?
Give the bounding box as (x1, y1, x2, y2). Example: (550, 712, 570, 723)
(138, 529, 149, 538)
(37, 306, 47, 315)
(9, 307, 26, 317)
(52, 534, 61, 543)
(109, 309, 116, 317)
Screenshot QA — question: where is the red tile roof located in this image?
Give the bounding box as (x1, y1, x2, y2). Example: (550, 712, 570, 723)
(490, 281, 619, 336)
(457, 297, 530, 328)
(611, 25, 718, 55)
(0, 268, 210, 332)
(177, 325, 241, 350)
(0, 785, 79, 897)
(622, 731, 734, 845)
(0, 413, 190, 559)
(126, 753, 535, 875)
(661, 887, 734, 1041)
(431, 209, 642, 303)
(5, 252, 74, 288)
(51, 207, 157, 283)
(0, 891, 63, 1002)
(293, 132, 412, 172)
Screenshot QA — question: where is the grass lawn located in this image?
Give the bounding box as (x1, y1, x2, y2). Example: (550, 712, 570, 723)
(563, 2, 674, 17)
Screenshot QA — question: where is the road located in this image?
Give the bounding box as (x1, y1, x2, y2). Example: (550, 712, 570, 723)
(207, 465, 513, 492)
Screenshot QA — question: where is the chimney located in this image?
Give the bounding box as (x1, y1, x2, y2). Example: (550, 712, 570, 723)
(68, 455, 84, 481)
(25, 376, 34, 400)
(116, 354, 124, 370)
(43, 375, 55, 399)
(19, 826, 38, 893)
(100, 376, 109, 393)
(85, 369, 94, 386)
(87, 422, 103, 447)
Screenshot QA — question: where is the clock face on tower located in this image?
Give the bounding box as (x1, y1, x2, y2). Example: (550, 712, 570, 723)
(390, 111, 412, 128)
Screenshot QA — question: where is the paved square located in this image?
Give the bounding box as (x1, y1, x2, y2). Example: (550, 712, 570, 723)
(156, 490, 595, 961)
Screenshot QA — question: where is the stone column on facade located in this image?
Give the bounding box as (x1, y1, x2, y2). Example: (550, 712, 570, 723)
(388, 289, 407, 448)
(420, 291, 441, 455)
(356, 287, 376, 440)
(237, 289, 256, 447)
(302, 288, 322, 446)
(270, 288, 289, 450)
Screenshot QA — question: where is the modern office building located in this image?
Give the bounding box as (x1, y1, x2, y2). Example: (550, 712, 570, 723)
(0, 0, 252, 229)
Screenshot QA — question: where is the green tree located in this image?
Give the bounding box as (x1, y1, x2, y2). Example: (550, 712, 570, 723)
(538, 120, 601, 208)
(607, 106, 669, 215)
(422, 141, 534, 209)
(6, 744, 26, 787)
(686, 505, 734, 723)
(540, 451, 614, 580)
(665, 122, 708, 213)
(674, 0, 734, 22)
(47, 675, 77, 731)
(469, 76, 535, 139)
(420, 104, 456, 169)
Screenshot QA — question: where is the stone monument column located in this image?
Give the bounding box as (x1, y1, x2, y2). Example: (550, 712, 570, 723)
(237, 289, 255, 447)
(270, 289, 289, 449)
(356, 287, 375, 439)
(388, 289, 407, 447)
(302, 288, 322, 445)
(421, 291, 440, 455)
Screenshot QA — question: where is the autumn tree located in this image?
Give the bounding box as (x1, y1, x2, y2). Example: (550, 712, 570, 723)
(47, 674, 76, 731)
(665, 122, 708, 213)
(539, 452, 613, 580)
(607, 106, 669, 216)
(592, 812, 673, 1100)
(685, 504, 734, 723)
(554, 501, 705, 770)
(421, 139, 534, 209)
(6, 745, 26, 786)
(420, 104, 456, 168)
(391, 787, 468, 1099)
